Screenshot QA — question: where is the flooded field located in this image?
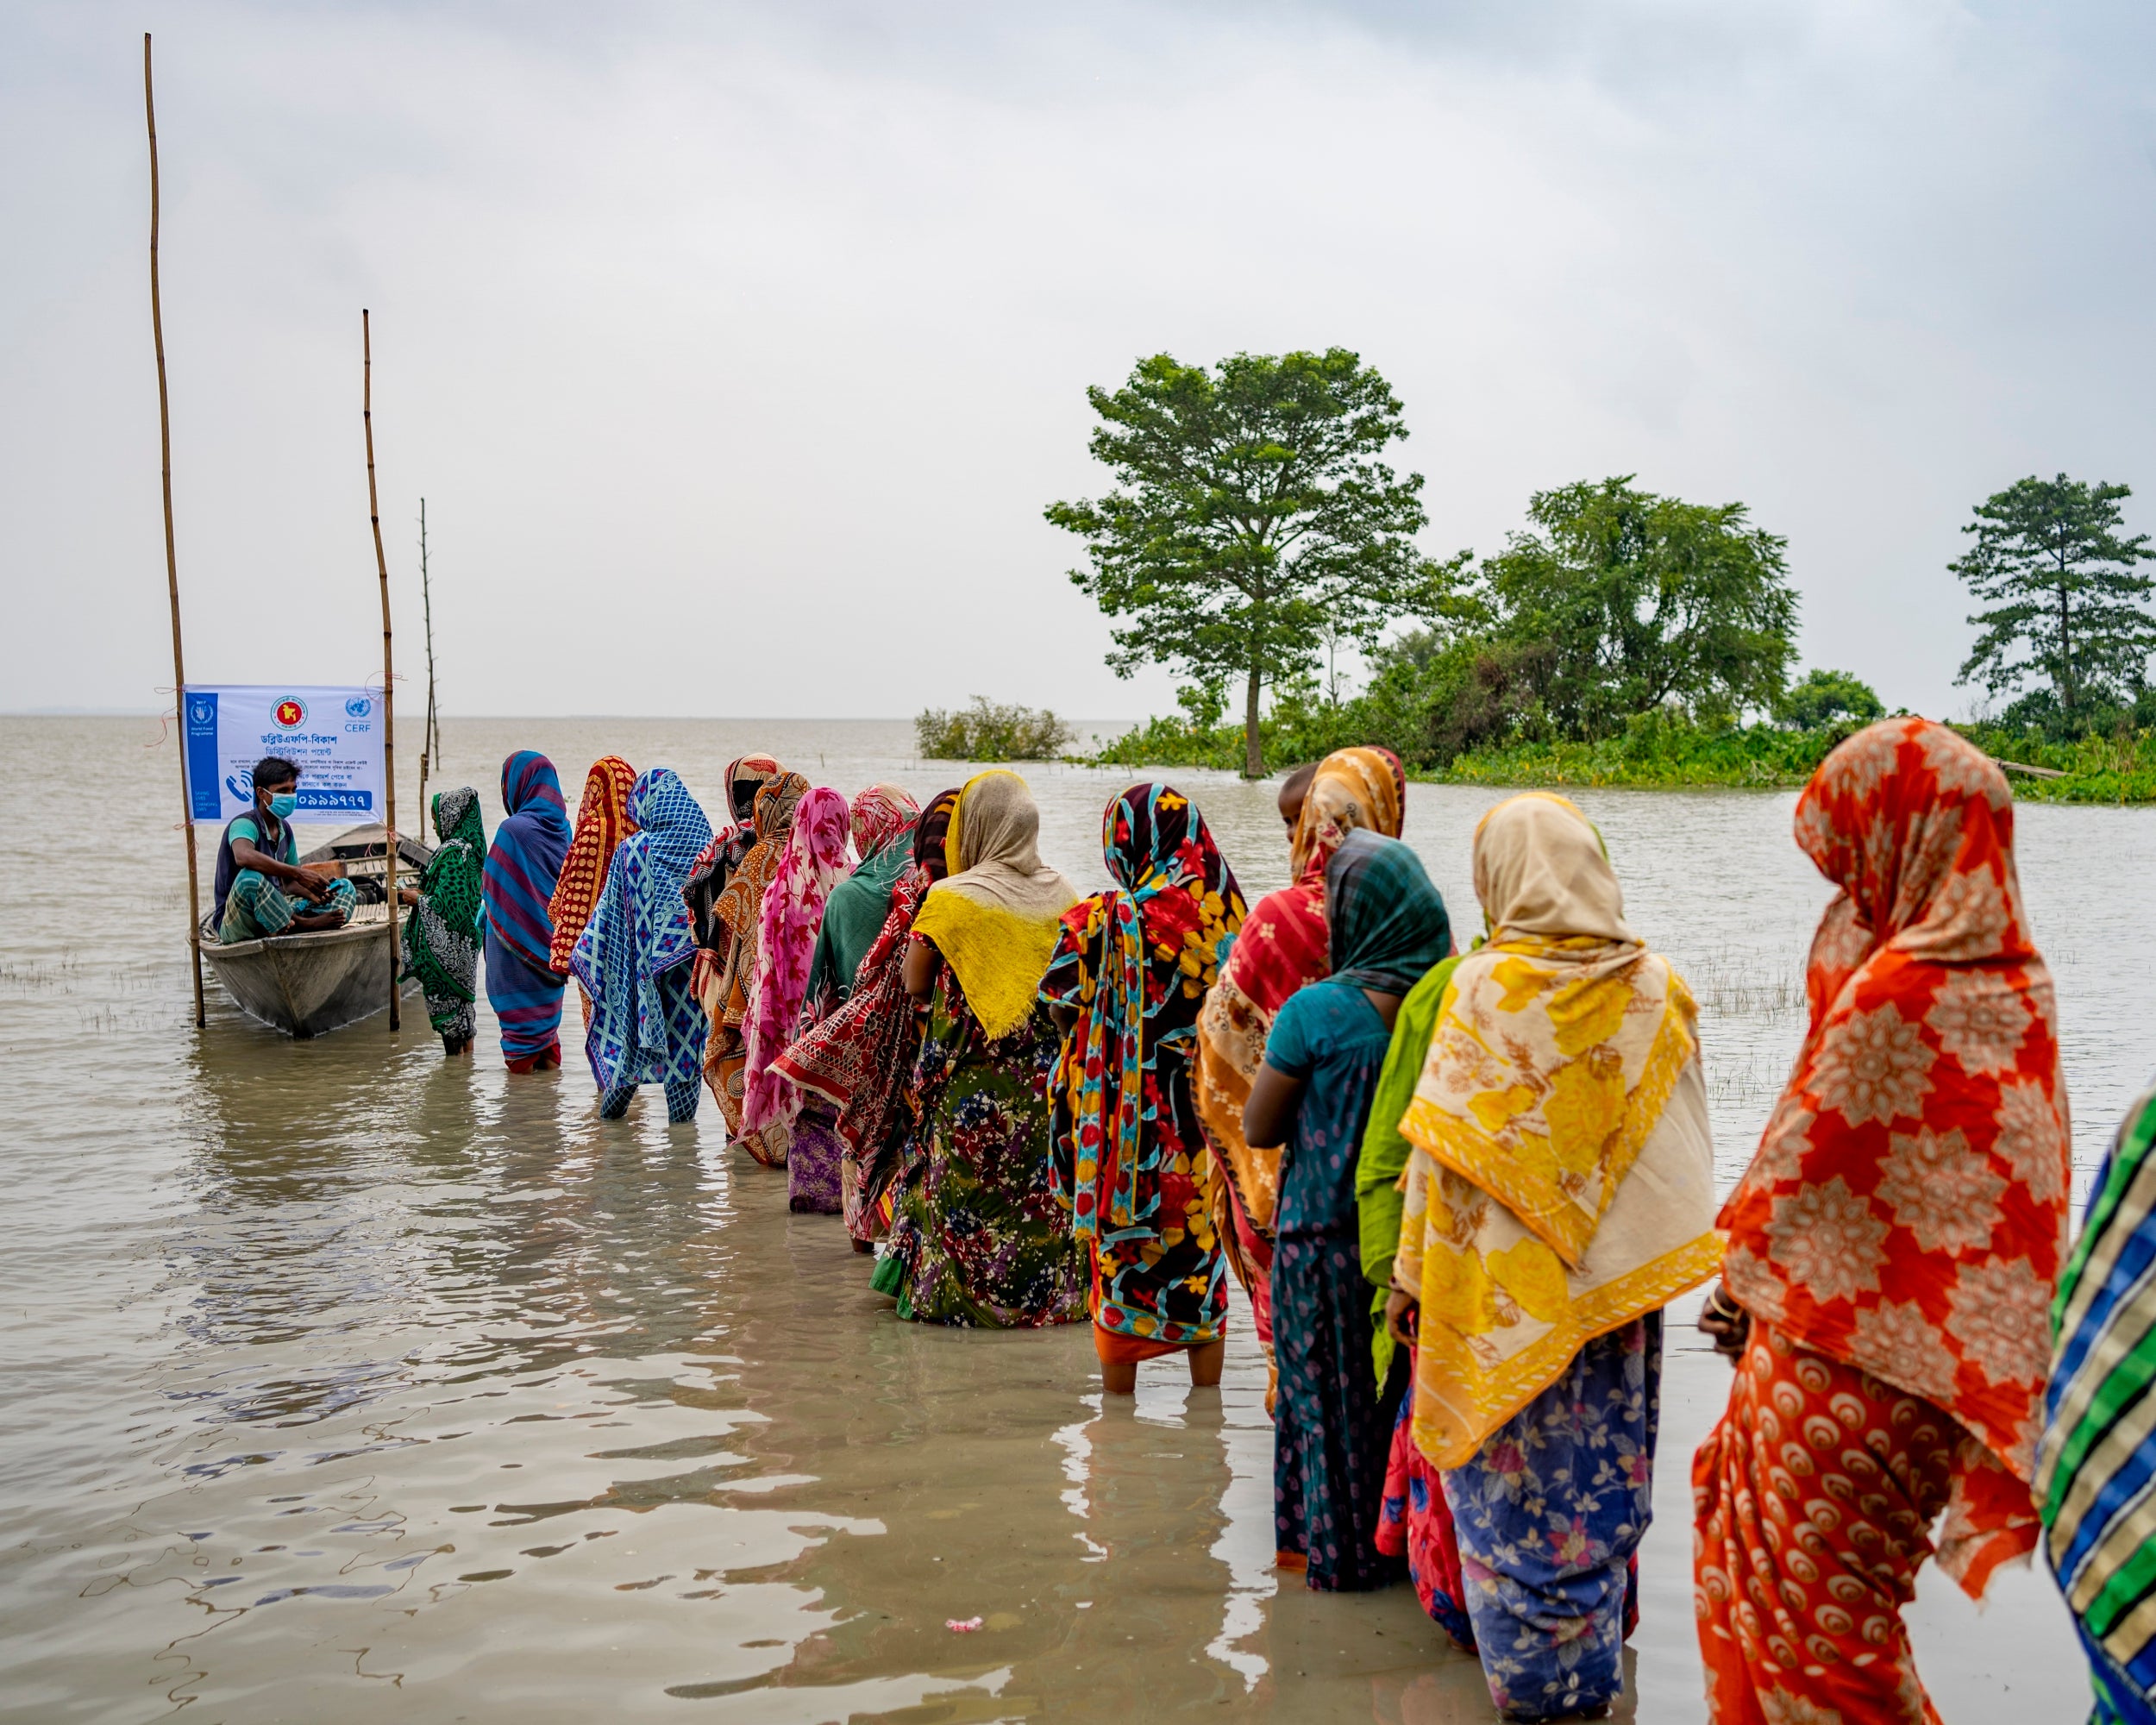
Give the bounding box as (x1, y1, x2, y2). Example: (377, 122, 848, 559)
(3, 715, 2138, 1722)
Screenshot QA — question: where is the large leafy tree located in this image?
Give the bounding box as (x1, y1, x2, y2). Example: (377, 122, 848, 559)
(1479, 477, 1798, 737)
(1047, 348, 1445, 776)
(1952, 474, 2156, 721)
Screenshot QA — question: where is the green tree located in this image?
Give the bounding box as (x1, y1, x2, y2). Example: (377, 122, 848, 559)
(1952, 474, 2156, 722)
(1478, 476, 1798, 737)
(1047, 348, 1451, 776)
(1776, 668, 1883, 731)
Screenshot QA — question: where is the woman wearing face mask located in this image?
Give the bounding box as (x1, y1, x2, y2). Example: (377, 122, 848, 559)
(214, 756, 358, 942)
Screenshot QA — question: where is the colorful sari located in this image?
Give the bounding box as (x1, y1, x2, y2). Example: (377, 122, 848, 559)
(776, 790, 957, 1243)
(2041, 1079, 2156, 1725)
(738, 786, 852, 1192)
(1698, 718, 2071, 1724)
(700, 770, 808, 1155)
(787, 786, 918, 1216)
(1268, 831, 1448, 1590)
(875, 773, 1085, 1328)
(567, 768, 713, 1122)
(404, 787, 486, 1046)
(483, 750, 571, 1070)
(1395, 793, 1715, 1721)
(1193, 746, 1405, 1402)
(548, 756, 637, 1032)
(1042, 782, 1244, 1366)
(805, 785, 918, 1017)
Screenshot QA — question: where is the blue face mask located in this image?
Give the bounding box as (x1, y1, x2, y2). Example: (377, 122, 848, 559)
(267, 792, 298, 820)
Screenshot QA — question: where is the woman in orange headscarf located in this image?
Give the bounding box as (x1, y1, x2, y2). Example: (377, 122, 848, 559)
(547, 756, 638, 1030)
(1193, 747, 1405, 1408)
(1695, 718, 2071, 1724)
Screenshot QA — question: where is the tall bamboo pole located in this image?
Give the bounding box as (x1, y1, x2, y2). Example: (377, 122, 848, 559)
(363, 310, 401, 1032)
(417, 497, 436, 817)
(146, 34, 206, 1029)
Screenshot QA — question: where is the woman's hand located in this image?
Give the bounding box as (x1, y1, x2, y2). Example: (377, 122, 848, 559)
(901, 934, 938, 1001)
(1385, 1289, 1419, 1346)
(398, 886, 421, 908)
(1698, 1282, 1750, 1362)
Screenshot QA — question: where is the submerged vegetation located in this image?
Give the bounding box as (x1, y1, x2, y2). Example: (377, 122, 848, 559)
(918, 697, 1073, 762)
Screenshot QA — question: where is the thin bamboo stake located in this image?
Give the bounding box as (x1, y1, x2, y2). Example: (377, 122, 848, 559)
(363, 309, 402, 1032)
(146, 34, 205, 1030)
(417, 497, 437, 817)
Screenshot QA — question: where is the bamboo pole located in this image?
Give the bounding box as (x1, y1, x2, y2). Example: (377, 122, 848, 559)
(146, 34, 206, 1029)
(363, 310, 402, 1031)
(417, 497, 436, 816)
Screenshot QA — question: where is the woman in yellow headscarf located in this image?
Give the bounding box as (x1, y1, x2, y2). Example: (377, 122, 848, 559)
(1388, 792, 1719, 1722)
(871, 770, 1089, 1327)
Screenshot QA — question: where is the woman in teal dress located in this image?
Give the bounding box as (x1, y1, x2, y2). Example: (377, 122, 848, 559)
(873, 771, 1088, 1328)
(400, 786, 486, 1056)
(1242, 829, 1451, 1590)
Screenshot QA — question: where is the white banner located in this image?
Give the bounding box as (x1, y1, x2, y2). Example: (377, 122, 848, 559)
(183, 685, 385, 826)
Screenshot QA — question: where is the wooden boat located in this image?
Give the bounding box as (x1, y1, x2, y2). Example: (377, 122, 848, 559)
(199, 824, 435, 1038)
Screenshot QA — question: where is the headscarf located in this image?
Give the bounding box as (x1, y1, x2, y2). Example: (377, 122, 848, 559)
(568, 768, 714, 1090)
(686, 754, 782, 954)
(1042, 783, 1244, 1243)
(2040, 1079, 2156, 1720)
(913, 788, 960, 881)
(1720, 717, 2069, 1590)
(804, 785, 920, 1013)
(548, 756, 636, 975)
(1194, 746, 1407, 1231)
(1397, 790, 1718, 1469)
(482, 751, 570, 975)
(909, 770, 1077, 1038)
(741, 786, 854, 1134)
(775, 788, 959, 1176)
(404, 787, 486, 1029)
(1289, 745, 1407, 883)
(1326, 830, 1450, 996)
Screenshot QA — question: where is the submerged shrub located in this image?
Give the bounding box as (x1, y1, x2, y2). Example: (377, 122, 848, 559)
(917, 697, 1075, 762)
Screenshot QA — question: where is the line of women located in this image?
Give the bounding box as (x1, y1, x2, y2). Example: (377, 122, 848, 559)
(396, 727, 2149, 1725)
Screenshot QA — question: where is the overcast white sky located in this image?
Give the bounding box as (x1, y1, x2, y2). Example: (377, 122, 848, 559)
(5, 1, 2154, 719)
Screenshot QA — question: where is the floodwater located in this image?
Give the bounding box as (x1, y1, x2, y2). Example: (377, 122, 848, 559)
(3, 714, 2140, 1724)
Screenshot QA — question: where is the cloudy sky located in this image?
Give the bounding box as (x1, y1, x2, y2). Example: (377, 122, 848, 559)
(5, 1, 2153, 720)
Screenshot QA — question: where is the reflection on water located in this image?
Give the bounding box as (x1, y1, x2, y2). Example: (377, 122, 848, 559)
(0, 716, 2138, 1722)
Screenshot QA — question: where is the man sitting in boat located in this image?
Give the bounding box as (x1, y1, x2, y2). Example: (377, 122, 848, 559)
(215, 756, 359, 943)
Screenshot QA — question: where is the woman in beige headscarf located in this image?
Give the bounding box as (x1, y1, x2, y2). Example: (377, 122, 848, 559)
(870, 770, 1089, 1327)
(1193, 747, 1407, 1409)
(1387, 792, 1719, 1722)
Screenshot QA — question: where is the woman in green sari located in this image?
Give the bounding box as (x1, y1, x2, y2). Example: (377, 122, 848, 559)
(399, 787, 486, 1056)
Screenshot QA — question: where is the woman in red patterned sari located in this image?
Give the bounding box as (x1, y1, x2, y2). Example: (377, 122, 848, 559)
(1694, 717, 2071, 1723)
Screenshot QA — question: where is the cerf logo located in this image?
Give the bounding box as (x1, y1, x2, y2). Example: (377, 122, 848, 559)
(273, 697, 307, 728)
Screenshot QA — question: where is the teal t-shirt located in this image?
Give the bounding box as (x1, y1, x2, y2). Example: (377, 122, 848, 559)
(229, 812, 297, 866)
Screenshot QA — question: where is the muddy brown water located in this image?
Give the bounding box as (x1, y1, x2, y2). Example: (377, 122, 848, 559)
(3, 716, 2134, 1722)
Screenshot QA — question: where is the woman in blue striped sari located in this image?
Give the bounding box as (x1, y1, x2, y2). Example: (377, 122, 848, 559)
(483, 751, 572, 1071)
(2041, 1078, 2156, 1725)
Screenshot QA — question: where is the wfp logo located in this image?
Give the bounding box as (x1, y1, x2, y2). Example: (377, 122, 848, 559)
(273, 697, 308, 729)
(345, 695, 373, 719)
(188, 698, 215, 726)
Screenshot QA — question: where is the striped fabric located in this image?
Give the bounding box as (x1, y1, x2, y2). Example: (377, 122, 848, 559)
(2040, 1079, 2156, 1725)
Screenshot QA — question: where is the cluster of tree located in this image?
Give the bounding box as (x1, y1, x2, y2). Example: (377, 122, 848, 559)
(1051, 349, 2154, 775)
(916, 697, 1072, 762)
(1049, 349, 1818, 774)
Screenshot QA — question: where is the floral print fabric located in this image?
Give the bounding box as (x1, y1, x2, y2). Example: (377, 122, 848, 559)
(1717, 718, 2070, 1523)
(1378, 1349, 1476, 1649)
(1693, 1321, 2035, 1724)
(1444, 1315, 1659, 1722)
(1044, 782, 1244, 1349)
(879, 974, 1087, 1329)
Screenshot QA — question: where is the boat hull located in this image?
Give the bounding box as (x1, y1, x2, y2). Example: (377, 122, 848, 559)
(203, 911, 418, 1038)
